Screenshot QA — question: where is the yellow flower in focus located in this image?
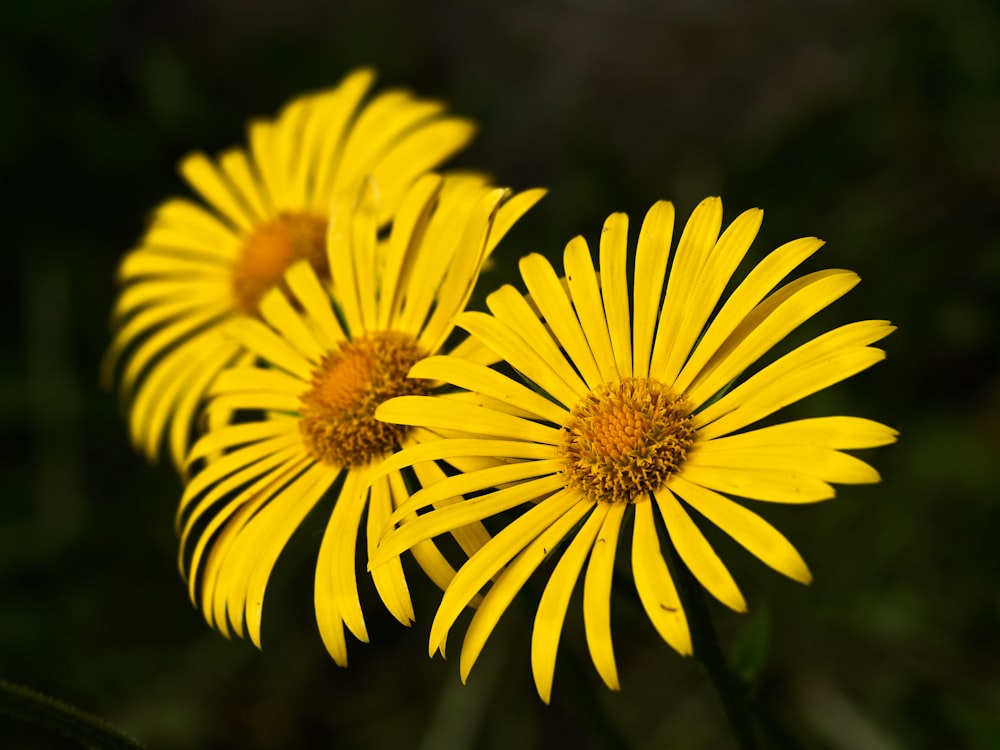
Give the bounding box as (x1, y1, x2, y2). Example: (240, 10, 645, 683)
(177, 174, 545, 666)
(104, 68, 477, 471)
(371, 197, 897, 702)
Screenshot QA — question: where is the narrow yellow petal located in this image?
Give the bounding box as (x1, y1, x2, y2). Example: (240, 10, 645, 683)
(316, 467, 370, 646)
(519, 253, 604, 388)
(532, 502, 606, 703)
(598, 212, 633, 378)
(457, 310, 583, 408)
(309, 69, 376, 210)
(672, 237, 825, 394)
(684, 269, 861, 407)
(695, 322, 893, 440)
(210, 366, 304, 397)
(419, 188, 507, 353)
(428, 489, 582, 657)
(408, 356, 570, 426)
(411, 459, 492, 559)
(219, 147, 270, 221)
(704, 416, 898, 451)
(385, 459, 564, 530)
(564, 236, 618, 382)
(386, 469, 460, 594)
(366, 472, 415, 626)
(690, 441, 882, 485)
(680, 463, 835, 504)
(632, 500, 691, 655)
(325, 189, 365, 337)
(376, 173, 442, 329)
(282, 260, 347, 349)
(483, 285, 590, 398)
(632, 201, 675, 378)
(668, 475, 812, 584)
(654, 487, 746, 612)
(258, 286, 326, 365)
(376, 395, 561, 446)
(659, 207, 762, 386)
(485, 188, 547, 257)
(179, 152, 255, 231)
(226, 317, 314, 380)
(179, 432, 304, 516)
(368, 118, 478, 224)
(583, 502, 626, 691)
(459, 494, 593, 682)
(649, 197, 723, 381)
(374, 474, 566, 568)
(242, 462, 334, 646)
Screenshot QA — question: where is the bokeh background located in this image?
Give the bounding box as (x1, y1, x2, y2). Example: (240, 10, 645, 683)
(3, 0, 999, 747)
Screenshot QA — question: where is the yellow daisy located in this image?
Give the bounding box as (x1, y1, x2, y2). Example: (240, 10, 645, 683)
(370, 197, 897, 702)
(104, 67, 477, 471)
(177, 173, 545, 666)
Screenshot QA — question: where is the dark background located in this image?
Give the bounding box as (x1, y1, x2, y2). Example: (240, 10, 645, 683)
(3, 0, 999, 747)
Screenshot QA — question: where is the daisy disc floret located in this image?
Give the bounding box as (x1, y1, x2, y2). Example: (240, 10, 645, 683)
(369, 197, 897, 702)
(176, 174, 545, 666)
(104, 68, 478, 471)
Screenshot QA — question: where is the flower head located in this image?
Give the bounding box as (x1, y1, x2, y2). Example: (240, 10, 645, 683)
(177, 174, 544, 666)
(104, 68, 477, 471)
(370, 197, 896, 702)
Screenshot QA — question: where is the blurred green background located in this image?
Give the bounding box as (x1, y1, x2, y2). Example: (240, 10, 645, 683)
(3, 0, 999, 747)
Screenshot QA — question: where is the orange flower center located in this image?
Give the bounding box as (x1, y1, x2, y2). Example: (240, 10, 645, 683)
(231, 212, 328, 315)
(560, 377, 696, 504)
(298, 332, 431, 468)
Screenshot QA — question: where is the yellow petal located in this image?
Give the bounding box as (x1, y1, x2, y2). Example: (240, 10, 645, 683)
(316, 467, 370, 647)
(532, 502, 606, 703)
(258, 286, 326, 365)
(680, 463, 835, 504)
(457, 310, 583, 408)
(518, 253, 603, 389)
(673, 236, 824, 394)
(376, 173, 442, 329)
(374, 474, 566, 568)
(668, 475, 812, 584)
(583, 501, 626, 691)
(376, 395, 561, 446)
(407, 356, 570, 426)
(366, 471, 415, 626)
(703, 416, 898, 450)
(385, 459, 564, 529)
(689, 441, 882, 485)
(483, 285, 590, 398)
(598, 212, 633, 378)
(459, 494, 593, 682)
(564, 236, 618, 382)
(428, 489, 581, 657)
(632, 201, 675, 378)
(649, 197, 723, 381)
(179, 151, 254, 232)
(659, 207, 762, 386)
(654, 487, 746, 612)
(632, 500, 691, 655)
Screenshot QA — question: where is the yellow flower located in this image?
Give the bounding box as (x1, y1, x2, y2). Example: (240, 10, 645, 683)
(177, 173, 545, 666)
(370, 197, 897, 702)
(104, 68, 477, 471)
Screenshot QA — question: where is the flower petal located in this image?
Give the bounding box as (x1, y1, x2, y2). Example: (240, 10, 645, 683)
(632, 499, 691, 655)
(532, 502, 607, 703)
(583, 501, 626, 691)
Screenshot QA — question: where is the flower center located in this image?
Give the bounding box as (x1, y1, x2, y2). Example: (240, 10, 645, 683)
(231, 212, 329, 316)
(559, 377, 696, 504)
(298, 332, 431, 468)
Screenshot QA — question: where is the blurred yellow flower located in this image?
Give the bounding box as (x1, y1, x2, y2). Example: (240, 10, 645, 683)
(104, 68, 476, 471)
(371, 197, 897, 702)
(177, 174, 544, 665)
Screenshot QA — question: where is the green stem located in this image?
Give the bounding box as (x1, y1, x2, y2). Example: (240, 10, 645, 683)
(0, 678, 146, 750)
(662, 539, 760, 750)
